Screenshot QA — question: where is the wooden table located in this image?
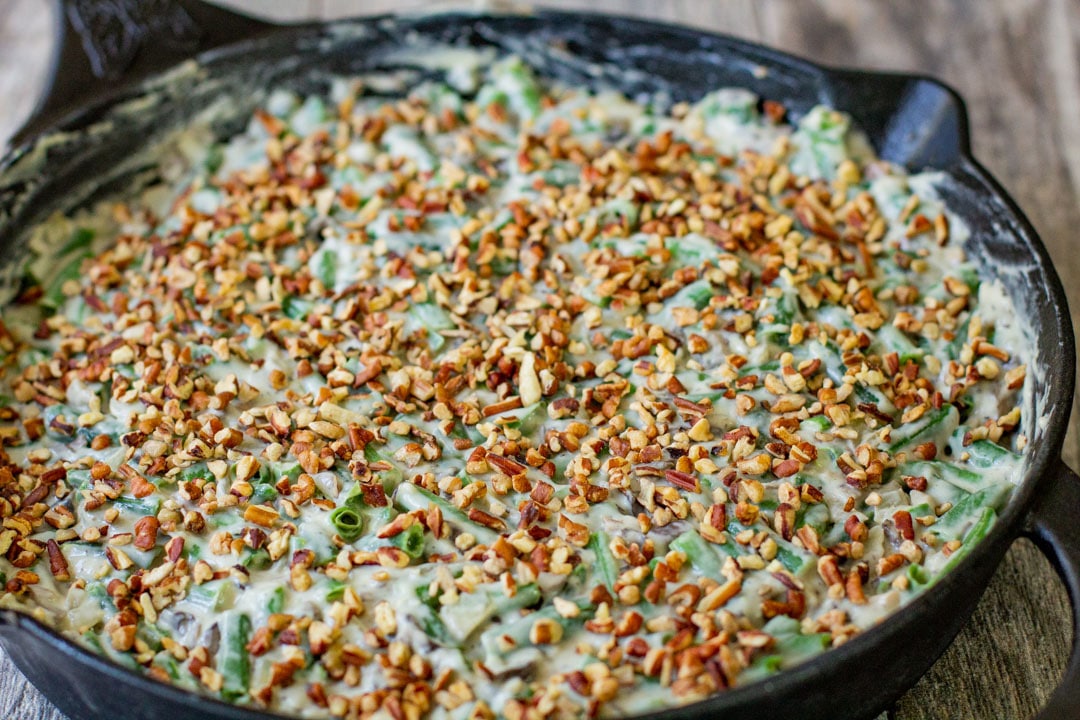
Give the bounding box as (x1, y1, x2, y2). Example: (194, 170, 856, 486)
(1, 1, 1077, 718)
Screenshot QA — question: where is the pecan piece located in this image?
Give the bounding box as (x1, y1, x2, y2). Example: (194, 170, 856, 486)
(133, 516, 159, 551)
(45, 539, 70, 581)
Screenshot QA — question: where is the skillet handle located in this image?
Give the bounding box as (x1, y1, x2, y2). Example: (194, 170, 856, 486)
(10, 0, 277, 147)
(1024, 459, 1080, 719)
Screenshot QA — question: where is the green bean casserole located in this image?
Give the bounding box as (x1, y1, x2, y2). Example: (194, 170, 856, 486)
(0, 50, 1031, 719)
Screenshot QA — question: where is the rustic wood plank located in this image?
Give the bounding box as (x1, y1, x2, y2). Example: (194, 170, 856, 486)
(0, 2, 1077, 719)
(0, 0, 54, 147)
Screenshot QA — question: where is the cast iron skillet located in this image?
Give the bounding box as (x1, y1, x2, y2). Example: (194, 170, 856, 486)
(1, 2, 1079, 719)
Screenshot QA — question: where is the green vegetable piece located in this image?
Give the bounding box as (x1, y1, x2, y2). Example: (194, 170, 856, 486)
(963, 440, 1021, 468)
(933, 488, 1010, 541)
(330, 506, 365, 542)
(494, 57, 542, 119)
(187, 580, 235, 613)
(406, 303, 455, 352)
(800, 415, 831, 433)
(204, 145, 224, 175)
(772, 292, 798, 325)
(741, 654, 783, 682)
(316, 252, 337, 289)
(479, 602, 589, 657)
(904, 459, 1009, 496)
(775, 541, 813, 575)
(390, 523, 426, 559)
(875, 324, 923, 364)
(60, 228, 95, 256)
(67, 470, 92, 490)
(364, 445, 404, 488)
(671, 530, 724, 579)
(671, 280, 715, 311)
(888, 405, 958, 455)
(178, 463, 210, 483)
(282, 295, 313, 320)
(907, 563, 931, 588)
(587, 531, 619, 591)
(268, 586, 286, 614)
(219, 612, 252, 699)
(153, 653, 181, 680)
(326, 581, 346, 602)
(43, 253, 90, 309)
(395, 482, 498, 544)
(928, 508, 997, 588)
(272, 462, 303, 484)
(340, 481, 367, 509)
(113, 495, 162, 516)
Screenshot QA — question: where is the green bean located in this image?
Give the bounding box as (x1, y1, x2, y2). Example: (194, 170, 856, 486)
(325, 581, 346, 602)
(60, 227, 95, 255)
(394, 483, 497, 544)
(439, 583, 543, 643)
(153, 653, 181, 681)
(329, 505, 364, 542)
(271, 462, 303, 484)
(963, 440, 1021, 468)
(113, 495, 162, 516)
(771, 292, 798, 325)
(740, 654, 782, 682)
(219, 612, 252, 699)
(495, 57, 542, 119)
(390, 523, 426, 559)
(177, 462, 210, 483)
(364, 445, 404, 488)
(186, 580, 235, 613)
(42, 253, 90, 309)
(241, 548, 271, 570)
(931, 507, 996, 586)
(340, 482, 367, 509)
(671, 529, 724, 579)
(405, 303, 455, 352)
(67, 470, 92, 490)
(587, 532, 619, 591)
(946, 318, 971, 361)
(888, 405, 957, 455)
(775, 540, 814, 575)
(875, 324, 923, 364)
(268, 586, 286, 614)
(283, 295, 313, 320)
(671, 280, 714, 310)
(479, 601, 589, 658)
(137, 623, 170, 652)
(933, 488, 1010, 541)
(903, 460, 1006, 495)
(506, 403, 546, 436)
(316, 251, 336, 289)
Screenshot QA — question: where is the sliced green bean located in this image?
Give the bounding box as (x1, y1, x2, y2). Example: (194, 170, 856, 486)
(389, 523, 426, 559)
(329, 505, 364, 542)
(587, 531, 619, 591)
(219, 612, 252, 700)
(394, 483, 497, 544)
(888, 405, 958, 455)
(671, 529, 724, 579)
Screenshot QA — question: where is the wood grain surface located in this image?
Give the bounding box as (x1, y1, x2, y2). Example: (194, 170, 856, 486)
(0, 1, 1077, 719)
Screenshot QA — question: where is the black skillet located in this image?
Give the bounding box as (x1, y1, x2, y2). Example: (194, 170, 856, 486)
(1, 2, 1079, 719)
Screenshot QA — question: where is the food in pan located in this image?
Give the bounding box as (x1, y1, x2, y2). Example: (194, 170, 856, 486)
(0, 51, 1030, 718)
